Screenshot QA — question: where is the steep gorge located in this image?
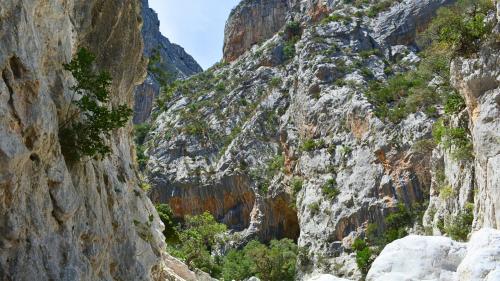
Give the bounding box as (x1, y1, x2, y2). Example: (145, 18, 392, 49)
(0, 0, 499, 280)
(144, 0, 500, 279)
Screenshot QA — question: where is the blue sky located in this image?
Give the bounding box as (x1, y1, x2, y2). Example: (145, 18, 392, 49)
(149, 0, 241, 70)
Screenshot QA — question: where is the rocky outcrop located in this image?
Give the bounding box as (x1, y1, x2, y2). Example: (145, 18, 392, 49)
(223, 0, 292, 62)
(366, 228, 500, 281)
(450, 44, 500, 230)
(133, 0, 202, 124)
(0, 0, 192, 280)
(372, 0, 455, 47)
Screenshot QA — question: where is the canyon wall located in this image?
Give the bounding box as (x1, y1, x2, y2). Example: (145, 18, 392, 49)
(0, 0, 198, 280)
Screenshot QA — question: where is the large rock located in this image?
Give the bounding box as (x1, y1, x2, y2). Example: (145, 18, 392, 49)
(223, 0, 291, 62)
(0, 0, 194, 280)
(367, 235, 466, 280)
(306, 274, 352, 281)
(367, 229, 500, 281)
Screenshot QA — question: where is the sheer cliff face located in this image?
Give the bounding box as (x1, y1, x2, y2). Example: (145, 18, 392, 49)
(0, 1, 168, 280)
(223, 0, 292, 62)
(451, 35, 500, 230)
(133, 0, 202, 124)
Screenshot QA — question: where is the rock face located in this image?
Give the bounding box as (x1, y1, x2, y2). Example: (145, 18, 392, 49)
(423, 0, 500, 234)
(223, 0, 291, 62)
(145, 0, 463, 278)
(0, 0, 195, 280)
(133, 0, 202, 124)
(451, 45, 500, 230)
(366, 228, 500, 281)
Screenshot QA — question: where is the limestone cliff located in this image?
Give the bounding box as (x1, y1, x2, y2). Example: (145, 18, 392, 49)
(134, 0, 202, 124)
(0, 0, 194, 280)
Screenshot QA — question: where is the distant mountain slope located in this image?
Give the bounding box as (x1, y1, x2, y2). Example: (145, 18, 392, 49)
(134, 0, 203, 124)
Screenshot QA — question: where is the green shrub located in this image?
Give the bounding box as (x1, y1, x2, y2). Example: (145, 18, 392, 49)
(367, 0, 394, 18)
(59, 48, 133, 161)
(322, 178, 340, 200)
(148, 48, 176, 87)
(321, 13, 353, 25)
(361, 67, 374, 79)
(439, 185, 455, 199)
(135, 143, 149, 171)
(359, 49, 382, 59)
(222, 239, 297, 281)
(268, 154, 285, 172)
(283, 41, 296, 61)
(222, 250, 254, 281)
(444, 203, 474, 241)
(352, 238, 367, 251)
(366, 1, 494, 123)
(433, 120, 474, 161)
(285, 21, 301, 38)
(301, 139, 325, 152)
(356, 246, 373, 274)
(309, 202, 321, 216)
(134, 123, 151, 145)
(291, 177, 304, 195)
(167, 212, 226, 277)
(444, 92, 466, 114)
(270, 77, 283, 88)
(420, 0, 494, 56)
(155, 204, 180, 243)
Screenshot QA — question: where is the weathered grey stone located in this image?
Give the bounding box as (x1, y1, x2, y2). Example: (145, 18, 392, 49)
(367, 228, 500, 281)
(0, 0, 203, 280)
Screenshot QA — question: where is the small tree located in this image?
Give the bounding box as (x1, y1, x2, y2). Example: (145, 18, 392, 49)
(60, 48, 132, 161)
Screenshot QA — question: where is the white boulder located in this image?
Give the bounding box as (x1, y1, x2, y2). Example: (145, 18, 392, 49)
(367, 229, 500, 281)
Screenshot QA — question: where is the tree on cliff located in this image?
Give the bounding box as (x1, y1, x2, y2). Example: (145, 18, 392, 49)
(60, 48, 132, 161)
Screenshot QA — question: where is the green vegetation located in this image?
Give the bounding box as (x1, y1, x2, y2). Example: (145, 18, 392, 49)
(268, 154, 285, 173)
(352, 238, 373, 274)
(354, 203, 427, 275)
(366, 0, 493, 123)
(321, 13, 353, 25)
(301, 138, 325, 152)
(291, 177, 304, 195)
(285, 21, 301, 38)
(134, 123, 151, 170)
(433, 119, 473, 161)
(155, 204, 180, 243)
(359, 48, 382, 59)
(282, 21, 302, 61)
(60, 48, 132, 161)
(148, 48, 176, 87)
(420, 0, 494, 56)
(322, 178, 340, 200)
(269, 77, 283, 88)
(367, 0, 394, 18)
(309, 202, 321, 216)
(444, 92, 466, 114)
(444, 203, 474, 241)
(283, 41, 296, 61)
(222, 239, 298, 281)
(163, 211, 298, 280)
(167, 212, 227, 276)
(439, 185, 455, 200)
